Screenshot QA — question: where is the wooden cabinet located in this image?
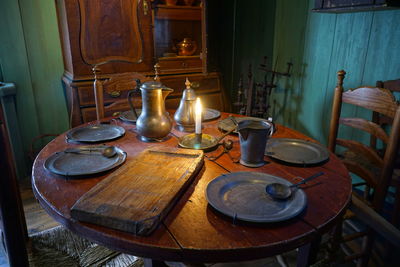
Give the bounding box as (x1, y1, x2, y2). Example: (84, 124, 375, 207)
(56, 0, 225, 126)
(56, 0, 154, 79)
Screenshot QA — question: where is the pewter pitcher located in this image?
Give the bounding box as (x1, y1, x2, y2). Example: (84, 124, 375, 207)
(238, 120, 273, 167)
(134, 81, 174, 142)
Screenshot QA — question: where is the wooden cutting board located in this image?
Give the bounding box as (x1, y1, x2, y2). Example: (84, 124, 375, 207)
(71, 148, 204, 236)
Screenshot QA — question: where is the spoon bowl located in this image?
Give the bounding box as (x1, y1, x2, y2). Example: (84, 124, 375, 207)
(65, 146, 117, 158)
(102, 146, 117, 158)
(266, 172, 324, 200)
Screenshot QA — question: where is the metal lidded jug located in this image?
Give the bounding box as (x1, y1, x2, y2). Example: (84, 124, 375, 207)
(174, 78, 196, 132)
(132, 65, 174, 142)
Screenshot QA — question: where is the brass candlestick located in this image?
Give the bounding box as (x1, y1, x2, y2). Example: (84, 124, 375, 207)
(178, 124, 237, 151)
(178, 133, 218, 151)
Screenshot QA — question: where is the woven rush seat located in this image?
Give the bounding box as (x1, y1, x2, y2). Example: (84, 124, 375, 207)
(26, 226, 143, 267)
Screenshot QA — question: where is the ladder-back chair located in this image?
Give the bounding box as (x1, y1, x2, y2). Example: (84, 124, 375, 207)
(92, 65, 153, 121)
(327, 70, 400, 266)
(371, 78, 400, 150)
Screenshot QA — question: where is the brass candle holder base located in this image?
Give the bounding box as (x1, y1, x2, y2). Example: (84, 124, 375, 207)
(178, 133, 219, 151)
(139, 135, 170, 143)
(176, 124, 195, 133)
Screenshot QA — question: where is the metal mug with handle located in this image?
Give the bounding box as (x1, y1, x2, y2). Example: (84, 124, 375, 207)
(237, 119, 274, 167)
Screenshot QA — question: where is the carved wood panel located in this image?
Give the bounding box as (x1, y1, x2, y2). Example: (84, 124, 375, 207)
(78, 0, 143, 65)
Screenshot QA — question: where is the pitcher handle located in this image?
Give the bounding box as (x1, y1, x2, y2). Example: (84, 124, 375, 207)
(128, 79, 142, 119)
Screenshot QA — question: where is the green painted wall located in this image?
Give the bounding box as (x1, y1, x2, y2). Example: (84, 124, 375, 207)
(215, 0, 276, 108)
(272, 0, 400, 145)
(220, 0, 400, 145)
(0, 0, 68, 176)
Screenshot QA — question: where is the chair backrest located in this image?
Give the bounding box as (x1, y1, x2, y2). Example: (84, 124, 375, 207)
(328, 70, 400, 213)
(92, 65, 152, 120)
(376, 78, 400, 93)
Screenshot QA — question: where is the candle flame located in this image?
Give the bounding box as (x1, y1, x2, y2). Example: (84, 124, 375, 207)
(195, 97, 202, 114)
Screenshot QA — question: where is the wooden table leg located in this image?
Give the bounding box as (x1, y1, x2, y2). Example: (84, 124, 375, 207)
(144, 258, 168, 267)
(297, 235, 322, 267)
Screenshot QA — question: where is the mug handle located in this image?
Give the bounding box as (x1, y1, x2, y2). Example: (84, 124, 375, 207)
(267, 117, 275, 136)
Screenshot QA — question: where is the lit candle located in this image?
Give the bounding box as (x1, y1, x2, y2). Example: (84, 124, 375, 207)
(195, 97, 202, 135)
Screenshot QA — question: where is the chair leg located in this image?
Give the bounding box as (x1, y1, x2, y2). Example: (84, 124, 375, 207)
(144, 258, 168, 267)
(297, 235, 321, 267)
(328, 218, 343, 263)
(357, 231, 374, 267)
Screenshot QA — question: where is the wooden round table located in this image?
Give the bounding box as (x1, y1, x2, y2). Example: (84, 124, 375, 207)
(32, 113, 351, 266)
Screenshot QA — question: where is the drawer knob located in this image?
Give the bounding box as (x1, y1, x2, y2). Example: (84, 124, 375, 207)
(108, 91, 121, 98)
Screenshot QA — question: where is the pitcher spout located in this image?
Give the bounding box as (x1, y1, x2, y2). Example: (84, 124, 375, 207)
(238, 128, 249, 140)
(162, 87, 174, 100)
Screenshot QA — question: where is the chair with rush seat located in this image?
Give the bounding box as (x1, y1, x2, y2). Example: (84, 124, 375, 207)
(92, 64, 153, 121)
(371, 78, 400, 150)
(371, 78, 400, 227)
(326, 70, 400, 266)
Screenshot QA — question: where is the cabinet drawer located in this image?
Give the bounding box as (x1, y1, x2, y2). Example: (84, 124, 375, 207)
(166, 92, 224, 111)
(77, 84, 138, 106)
(158, 57, 202, 74)
(161, 73, 220, 97)
(68, 72, 225, 125)
(76, 73, 220, 107)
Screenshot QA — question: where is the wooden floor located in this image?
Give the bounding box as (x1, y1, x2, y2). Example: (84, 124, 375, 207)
(19, 179, 59, 234)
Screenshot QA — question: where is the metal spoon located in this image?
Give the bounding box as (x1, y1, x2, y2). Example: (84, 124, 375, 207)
(265, 172, 324, 200)
(208, 139, 234, 161)
(64, 146, 117, 158)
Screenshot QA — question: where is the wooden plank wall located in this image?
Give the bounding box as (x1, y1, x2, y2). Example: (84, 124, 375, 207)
(0, 0, 41, 165)
(0, 0, 69, 175)
(216, 0, 276, 110)
(17, 0, 69, 137)
(217, 0, 400, 145)
(271, 0, 400, 145)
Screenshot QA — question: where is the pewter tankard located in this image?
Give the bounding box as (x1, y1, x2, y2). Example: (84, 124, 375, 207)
(133, 80, 174, 142)
(238, 120, 273, 167)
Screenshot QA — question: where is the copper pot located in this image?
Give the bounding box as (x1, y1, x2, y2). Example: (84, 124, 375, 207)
(176, 38, 197, 56)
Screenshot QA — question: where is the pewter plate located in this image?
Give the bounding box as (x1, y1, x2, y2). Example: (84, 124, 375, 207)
(206, 172, 307, 223)
(218, 116, 268, 133)
(66, 124, 125, 143)
(265, 138, 329, 165)
(119, 110, 142, 123)
(203, 108, 221, 121)
(44, 146, 126, 176)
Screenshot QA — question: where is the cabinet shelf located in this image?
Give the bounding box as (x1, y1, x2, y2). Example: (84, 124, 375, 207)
(155, 5, 201, 20)
(158, 55, 200, 61)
